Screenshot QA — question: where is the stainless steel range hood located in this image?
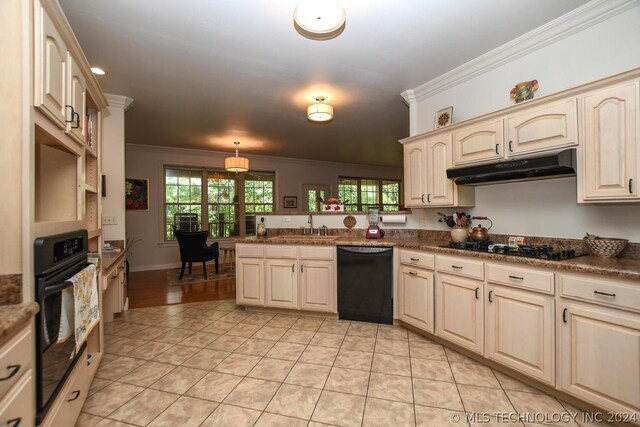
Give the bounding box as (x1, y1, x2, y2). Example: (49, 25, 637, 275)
(446, 149, 576, 186)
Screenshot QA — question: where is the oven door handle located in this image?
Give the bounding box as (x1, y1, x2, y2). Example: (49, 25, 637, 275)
(43, 280, 73, 297)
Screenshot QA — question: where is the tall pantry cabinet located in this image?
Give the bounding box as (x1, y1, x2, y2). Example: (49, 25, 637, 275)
(2, 0, 109, 425)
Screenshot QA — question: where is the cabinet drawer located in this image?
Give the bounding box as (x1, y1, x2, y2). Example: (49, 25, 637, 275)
(0, 326, 32, 400)
(265, 245, 297, 259)
(486, 263, 554, 294)
(436, 256, 484, 280)
(0, 370, 34, 427)
(558, 274, 640, 312)
(398, 249, 434, 270)
(236, 244, 264, 258)
(299, 246, 335, 260)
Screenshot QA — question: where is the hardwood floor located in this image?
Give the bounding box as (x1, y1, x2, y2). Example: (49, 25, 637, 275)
(127, 266, 236, 308)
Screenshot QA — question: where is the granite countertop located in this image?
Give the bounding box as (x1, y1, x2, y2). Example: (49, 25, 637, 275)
(102, 249, 128, 274)
(235, 236, 640, 281)
(0, 302, 39, 347)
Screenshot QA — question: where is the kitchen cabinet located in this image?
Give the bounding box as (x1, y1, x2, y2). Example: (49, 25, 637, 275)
(452, 119, 504, 165)
(0, 325, 34, 427)
(67, 55, 87, 144)
(505, 98, 577, 156)
(0, 371, 34, 427)
(237, 257, 265, 306)
(485, 285, 554, 384)
(299, 260, 335, 312)
(398, 266, 434, 333)
(401, 134, 475, 208)
(403, 139, 427, 207)
(580, 81, 639, 202)
(559, 301, 640, 416)
(265, 259, 298, 309)
(435, 273, 484, 354)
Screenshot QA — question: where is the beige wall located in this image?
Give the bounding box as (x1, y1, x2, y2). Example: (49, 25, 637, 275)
(125, 144, 402, 271)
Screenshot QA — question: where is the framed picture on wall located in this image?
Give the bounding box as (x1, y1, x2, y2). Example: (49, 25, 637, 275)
(283, 196, 297, 209)
(126, 178, 150, 210)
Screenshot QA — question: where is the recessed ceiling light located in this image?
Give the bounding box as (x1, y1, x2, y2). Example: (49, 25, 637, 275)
(91, 67, 106, 75)
(307, 96, 333, 122)
(294, 1, 346, 40)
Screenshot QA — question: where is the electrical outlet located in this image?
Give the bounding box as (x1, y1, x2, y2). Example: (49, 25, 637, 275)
(282, 217, 291, 222)
(102, 216, 117, 225)
(516, 236, 525, 246)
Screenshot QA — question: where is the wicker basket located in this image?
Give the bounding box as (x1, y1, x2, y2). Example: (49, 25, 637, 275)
(583, 237, 628, 257)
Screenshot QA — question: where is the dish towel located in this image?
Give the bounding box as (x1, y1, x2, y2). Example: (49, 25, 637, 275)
(66, 264, 100, 352)
(57, 286, 74, 343)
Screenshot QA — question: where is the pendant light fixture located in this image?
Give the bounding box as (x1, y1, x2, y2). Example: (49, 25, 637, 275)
(307, 96, 333, 122)
(224, 141, 249, 172)
(294, 1, 346, 40)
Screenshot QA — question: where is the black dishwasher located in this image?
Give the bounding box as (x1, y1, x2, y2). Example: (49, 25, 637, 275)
(337, 246, 393, 324)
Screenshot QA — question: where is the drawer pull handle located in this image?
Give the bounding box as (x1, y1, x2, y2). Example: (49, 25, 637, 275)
(67, 390, 81, 402)
(508, 275, 524, 280)
(410, 258, 420, 261)
(7, 418, 21, 427)
(451, 265, 463, 269)
(594, 290, 616, 297)
(408, 271, 418, 276)
(0, 364, 20, 381)
(562, 308, 568, 323)
(475, 287, 479, 299)
(488, 290, 493, 302)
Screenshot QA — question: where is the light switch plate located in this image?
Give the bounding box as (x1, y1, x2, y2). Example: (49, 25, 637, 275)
(102, 216, 117, 225)
(282, 217, 291, 222)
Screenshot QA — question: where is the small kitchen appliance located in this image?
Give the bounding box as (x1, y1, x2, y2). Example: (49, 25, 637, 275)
(366, 208, 384, 239)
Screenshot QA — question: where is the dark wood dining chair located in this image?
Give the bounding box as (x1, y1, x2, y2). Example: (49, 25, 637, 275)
(174, 230, 219, 280)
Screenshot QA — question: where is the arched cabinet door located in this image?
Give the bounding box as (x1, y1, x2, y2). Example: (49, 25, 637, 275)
(403, 139, 427, 207)
(453, 119, 504, 165)
(581, 81, 639, 201)
(426, 135, 455, 206)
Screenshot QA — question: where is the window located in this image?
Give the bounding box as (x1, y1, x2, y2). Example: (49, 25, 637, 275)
(164, 167, 274, 241)
(338, 177, 402, 211)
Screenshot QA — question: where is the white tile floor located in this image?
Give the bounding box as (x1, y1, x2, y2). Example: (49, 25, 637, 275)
(76, 299, 611, 427)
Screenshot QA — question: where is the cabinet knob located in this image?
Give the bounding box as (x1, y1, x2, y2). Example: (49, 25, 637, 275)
(0, 365, 20, 381)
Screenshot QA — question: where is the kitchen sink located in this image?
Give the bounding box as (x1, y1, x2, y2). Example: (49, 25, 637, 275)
(267, 235, 339, 241)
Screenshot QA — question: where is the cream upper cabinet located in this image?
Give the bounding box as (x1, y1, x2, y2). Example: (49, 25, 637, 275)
(398, 266, 434, 333)
(34, 3, 68, 128)
(299, 260, 336, 313)
(67, 55, 87, 144)
(485, 285, 554, 385)
(403, 139, 427, 207)
(425, 134, 455, 206)
(505, 98, 578, 156)
(453, 119, 504, 165)
(559, 301, 640, 416)
(265, 260, 298, 309)
(435, 273, 484, 354)
(580, 81, 639, 201)
(236, 257, 265, 306)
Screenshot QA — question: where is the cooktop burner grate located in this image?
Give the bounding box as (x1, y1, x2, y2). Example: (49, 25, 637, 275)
(442, 241, 587, 261)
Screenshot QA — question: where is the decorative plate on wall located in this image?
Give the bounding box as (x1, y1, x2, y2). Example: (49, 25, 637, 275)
(434, 106, 453, 128)
(343, 215, 357, 229)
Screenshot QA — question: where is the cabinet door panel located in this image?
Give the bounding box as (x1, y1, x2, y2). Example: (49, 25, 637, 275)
(426, 134, 454, 206)
(486, 286, 554, 384)
(560, 302, 640, 415)
(453, 120, 504, 165)
(506, 98, 577, 155)
(399, 267, 433, 333)
(36, 6, 68, 128)
(236, 258, 264, 306)
(67, 55, 86, 144)
(299, 261, 335, 313)
(435, 274, 483, 354)
(582, 82, 638, 200)
(265, 260, 298, 309)
(403, 140, 427, 207)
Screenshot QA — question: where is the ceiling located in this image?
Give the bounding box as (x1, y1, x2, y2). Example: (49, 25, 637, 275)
(59, 0, 589, 167)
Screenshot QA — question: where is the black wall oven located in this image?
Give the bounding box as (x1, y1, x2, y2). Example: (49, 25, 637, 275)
(34, 230, 89, 425)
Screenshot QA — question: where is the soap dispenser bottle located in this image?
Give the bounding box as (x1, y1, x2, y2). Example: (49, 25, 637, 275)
(257, 217, 267, 237)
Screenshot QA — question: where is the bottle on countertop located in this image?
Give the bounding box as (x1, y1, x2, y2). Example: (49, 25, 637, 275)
(257, 217, 267, 237)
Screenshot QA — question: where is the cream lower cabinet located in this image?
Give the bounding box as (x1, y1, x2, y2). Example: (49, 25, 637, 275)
(299, 260, 336, 313)
(559, 301, 640, 417)
(0, 325, 34, 427)
(398, 266, 434, 333)
(485, 285, 554, 384)
(580, 80, 639, 202)
(435, 273, 484, 354)
(237, 257, 265, 306)
(265, 259, 298, 309)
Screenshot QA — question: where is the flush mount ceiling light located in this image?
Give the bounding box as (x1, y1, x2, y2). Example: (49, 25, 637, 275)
(294, 1, 346, 40)
(307, 96, 333, 122)
(90, 67, 106, 75)
(224, 141, 249, 172)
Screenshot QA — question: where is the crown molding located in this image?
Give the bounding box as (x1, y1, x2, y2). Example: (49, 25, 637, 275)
(405, 0, 639, 102)
(105, 94, 135, 112)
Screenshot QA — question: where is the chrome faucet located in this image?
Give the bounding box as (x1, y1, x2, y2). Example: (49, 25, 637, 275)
(307, 213, 314, 235)
(318, 225, 329, 236)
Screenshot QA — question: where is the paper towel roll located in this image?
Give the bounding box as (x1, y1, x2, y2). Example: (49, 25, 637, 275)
(380, 215, 406, 224)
